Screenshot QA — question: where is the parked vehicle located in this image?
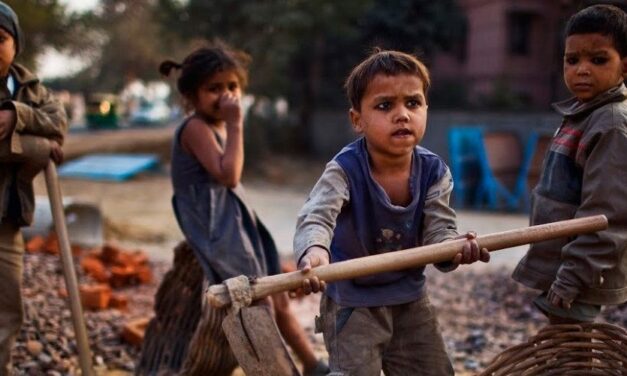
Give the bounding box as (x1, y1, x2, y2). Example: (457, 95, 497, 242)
(85, 93, 119, 129)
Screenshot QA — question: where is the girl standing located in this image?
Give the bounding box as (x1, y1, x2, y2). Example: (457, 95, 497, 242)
(138, 43, 327, 376)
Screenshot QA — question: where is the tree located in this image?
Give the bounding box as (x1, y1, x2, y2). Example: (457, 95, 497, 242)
(4, 0, 92, 69)
(149, 0, 467, 153)
(359, 0, 466, 57)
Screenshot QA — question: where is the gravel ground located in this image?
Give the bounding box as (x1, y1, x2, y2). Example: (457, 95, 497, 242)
(13, 252, 626, 375)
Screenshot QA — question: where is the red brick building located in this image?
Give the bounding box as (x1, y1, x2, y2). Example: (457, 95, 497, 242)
(431, 0, 625, 109)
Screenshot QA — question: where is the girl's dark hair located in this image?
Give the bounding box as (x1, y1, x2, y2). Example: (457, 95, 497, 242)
(345, 48, 431, 111)
(565, 4, 627, 57)
(159, 41, 251, 98)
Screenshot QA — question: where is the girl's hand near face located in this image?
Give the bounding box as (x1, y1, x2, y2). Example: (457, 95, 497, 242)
(218, 93, 243, 130)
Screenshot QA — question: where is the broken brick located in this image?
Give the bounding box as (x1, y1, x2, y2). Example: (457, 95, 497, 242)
(80, 256, 110, 283)
(136, 265, 153, 284)
(109, 266, 138, 288)
(25, 236, 46, 253)
(79, 284, 111, 310)
(109, 293, 129, 311)
(121, 318, 151, 347)
(44, 233, 59, 255)
(101, 243, 123, 264)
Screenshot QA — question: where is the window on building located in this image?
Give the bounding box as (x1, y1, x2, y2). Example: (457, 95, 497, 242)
(508, 12, 534, 56)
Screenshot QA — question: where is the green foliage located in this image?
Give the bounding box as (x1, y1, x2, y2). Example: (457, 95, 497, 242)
(152, 0, 466, 153)
(4, 0, 88, 69)
(36, 0, 468, 155)
(360, 0, 466, 56)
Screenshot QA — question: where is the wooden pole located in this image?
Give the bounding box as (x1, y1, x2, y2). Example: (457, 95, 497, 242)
(44, 162, 94, 375)
(207, 215, 608, 308)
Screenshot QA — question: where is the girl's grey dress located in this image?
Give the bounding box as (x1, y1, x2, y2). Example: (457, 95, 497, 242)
(170, 119, 280, 282)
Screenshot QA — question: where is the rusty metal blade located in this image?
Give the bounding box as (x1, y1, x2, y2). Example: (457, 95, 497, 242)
(222, 306, 301, 376)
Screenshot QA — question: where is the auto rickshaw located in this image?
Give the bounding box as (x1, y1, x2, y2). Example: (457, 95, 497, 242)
(85, 93, 119, 129)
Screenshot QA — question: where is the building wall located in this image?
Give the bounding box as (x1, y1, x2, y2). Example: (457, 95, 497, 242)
(432, 0, 577, 108)
(310, 108, 560, 162)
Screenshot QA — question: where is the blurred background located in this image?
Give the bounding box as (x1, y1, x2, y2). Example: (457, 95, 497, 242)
(10, 1, 627, 374)
(10, 0, 625, 213)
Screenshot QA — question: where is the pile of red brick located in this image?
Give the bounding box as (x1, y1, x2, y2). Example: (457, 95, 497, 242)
(25, 235, 153, 311)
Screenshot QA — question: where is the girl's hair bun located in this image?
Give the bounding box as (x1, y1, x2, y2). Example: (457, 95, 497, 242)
(158, 60, 183, 77)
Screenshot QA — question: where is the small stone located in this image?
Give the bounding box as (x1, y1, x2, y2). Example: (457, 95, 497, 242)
(26, 340, 43, 356)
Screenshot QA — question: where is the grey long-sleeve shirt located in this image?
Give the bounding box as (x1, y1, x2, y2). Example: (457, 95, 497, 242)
(294, 160, 460, 270)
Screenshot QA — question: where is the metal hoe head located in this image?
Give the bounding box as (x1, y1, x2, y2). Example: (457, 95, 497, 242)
(219, 276, 301, 376)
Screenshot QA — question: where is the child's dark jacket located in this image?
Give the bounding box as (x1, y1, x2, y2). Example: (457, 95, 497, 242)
(513, 84, 627, 305)
(0, 63, 67, 226)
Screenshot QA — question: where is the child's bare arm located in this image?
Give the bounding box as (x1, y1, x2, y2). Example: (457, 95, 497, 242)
(182, 94, 244, 188)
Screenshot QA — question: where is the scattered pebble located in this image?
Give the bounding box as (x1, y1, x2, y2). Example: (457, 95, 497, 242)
(12, 253, 626, 374)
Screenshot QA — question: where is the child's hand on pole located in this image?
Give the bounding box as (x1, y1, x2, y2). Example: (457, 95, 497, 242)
(547, 288, 573, 309)
(295, 246, 329, 295)
(50, 140, 64, 164)
(452, 231, 490, 265)
(0, 109, 16, 140)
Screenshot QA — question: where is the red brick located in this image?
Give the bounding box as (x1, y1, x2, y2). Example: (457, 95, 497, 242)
(79, 284, 111, 310)
(44, 233, 59, 255)
(109, 293, 129, 311)
(121, 318, 151, 347)
(25, 236, 45, 253)
(109, 266, 138, 288)
(101, 243, 123, 264)
(136, 265, 153, 284)
(80, 256, 110, 283)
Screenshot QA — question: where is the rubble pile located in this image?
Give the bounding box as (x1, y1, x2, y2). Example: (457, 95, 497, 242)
(14, 241, 166, 375)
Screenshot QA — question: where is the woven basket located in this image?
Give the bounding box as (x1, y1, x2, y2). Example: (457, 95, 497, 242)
(480, 323, 627, 375)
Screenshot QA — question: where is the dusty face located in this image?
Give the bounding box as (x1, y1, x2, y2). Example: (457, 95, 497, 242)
(350, 73, 427, 159)
(193, 69, 242, 121)
(563, 33, 626, 102)
(0, 28, 15, 77)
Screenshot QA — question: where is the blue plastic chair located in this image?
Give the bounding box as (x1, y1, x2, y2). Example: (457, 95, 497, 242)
(448, 127, 540, 211)
(447, 126, 485, 208)
(475, 131, 540, 211)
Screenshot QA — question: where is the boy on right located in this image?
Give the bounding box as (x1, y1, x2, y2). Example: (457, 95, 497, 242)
(512, 4, 627, 324)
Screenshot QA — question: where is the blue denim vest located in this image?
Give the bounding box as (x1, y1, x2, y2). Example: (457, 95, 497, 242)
(327, 138, 447, 307)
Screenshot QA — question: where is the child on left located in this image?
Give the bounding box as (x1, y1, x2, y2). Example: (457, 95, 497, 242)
(0, 1, 67, 374)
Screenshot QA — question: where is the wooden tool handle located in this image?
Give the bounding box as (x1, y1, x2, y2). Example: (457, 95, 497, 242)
(45, 162, 94, 375)
(207, 215, 608, 308)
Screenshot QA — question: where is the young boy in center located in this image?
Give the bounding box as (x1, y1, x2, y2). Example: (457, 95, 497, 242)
(293, 49, 490, 375)
(512, 4, 627, 324)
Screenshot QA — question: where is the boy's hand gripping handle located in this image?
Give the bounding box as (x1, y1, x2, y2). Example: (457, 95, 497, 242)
(207, 215, 608, 309)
